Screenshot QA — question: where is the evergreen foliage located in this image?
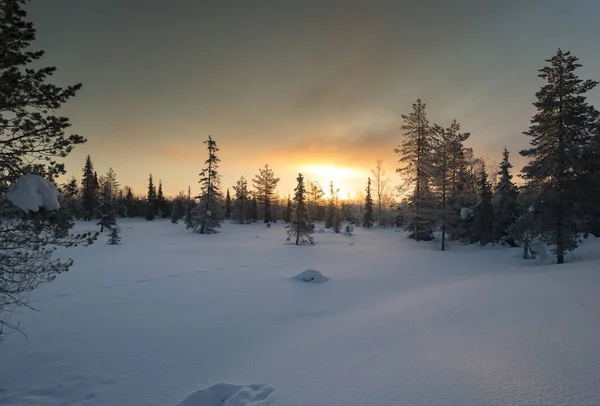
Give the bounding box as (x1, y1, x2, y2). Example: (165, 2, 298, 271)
(0, 0, 96, 336)
(146, 174, 155, 221)
(286, 173, 314, 245)
(225, 188, 232, 219)
(252, 164, 280, 223)
(520, 50, 599, 263)
(108, 226, 121, 245)
(81, 155, 97, 220)
(188, 135, 221, 234)
(232, 176, 251, 224)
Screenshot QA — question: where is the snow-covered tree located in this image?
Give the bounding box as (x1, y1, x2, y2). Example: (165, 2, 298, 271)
(362, 178, 374, 228)
(0, 1, 96, 336)
(252, 164, 280, 223)
(520, 50, 599, 264)
(286, 173, 314, 245)
(59, 176, 81, 219)
(108, 226, 121, 245)
(96, 180, 116, 232)
(188, 135, 221, 234)
(395, 99, 435, 241)
(471, 163, 495, 245)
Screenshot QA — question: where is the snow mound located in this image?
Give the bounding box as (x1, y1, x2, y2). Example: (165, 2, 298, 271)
(177, 383, 274, 406)
(6, 174, 60, 212)
(317, 228, 325, 233)
(293, 269, 330, 283)
(460, 207, 474, 220)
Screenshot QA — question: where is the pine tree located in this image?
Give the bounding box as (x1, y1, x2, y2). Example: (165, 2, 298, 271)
(81, 155, 97, 220)
(493, 149, 518, 245)
(471, 163, 495, 245)
(1, 0, 96, 336)
(520, 50, 599, 264)
(252, 164, 280, 223)
(188, 135, 221, 234)
(108, 226, 121, 245)
(283, 195, 292, 223)
(286, 173, 314, 245)
(233, 176, 251, 224)
(307, 181, 325, 221)
(60, 176, 81, 219)
(250, 195, 258, 223)
(97, 177, 117, 232)
(395, 99, 435, 240)
(225, 188, 232, 219)
(184, 186, 193, 226)
(362, 178, 374, 228)
(156, 179, 165, 217)
(146, 174, 155, 221)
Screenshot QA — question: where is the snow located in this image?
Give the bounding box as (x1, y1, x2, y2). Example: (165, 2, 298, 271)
(177, 383, 274, 406)
(460, 207, 474, 220)
(1, 219, 600, 405)
(6, 174, 60, 212)
(292, 269, 329, 283)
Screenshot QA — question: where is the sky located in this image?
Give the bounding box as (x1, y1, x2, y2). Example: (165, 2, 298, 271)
(26, 0, 600, 198)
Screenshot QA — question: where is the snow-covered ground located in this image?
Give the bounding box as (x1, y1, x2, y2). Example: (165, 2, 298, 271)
(1, 219, 600, 405)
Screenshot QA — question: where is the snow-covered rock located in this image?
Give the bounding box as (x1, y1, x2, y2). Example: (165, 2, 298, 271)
(460, 207, 474, 220)
(6, 174, 60, 213)
(293, 269, 330, 283)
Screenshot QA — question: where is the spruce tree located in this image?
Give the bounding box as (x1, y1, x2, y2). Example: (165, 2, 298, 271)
(188, 135, 221, 234)
(283, 195, 292, 223)
(286, 173, 314, 245)
(108, 226, 121, 245)
(157, 179, 165, 217)
(395, 99, 435, 240)
(60, 176, 81, 219)
(97, 178, 117, 232)
(184, 186, 193, 226)
(471, 163, 495, 245)
(1, 0, 96, 336)
(81, 155, 97, 220)
(493, 149, 518, 245)
(307, 181, 325, 221)
(233, 176, 251, 224)
(250, 195, 258, 223)
(225, 188, 232, 219)
(520, 50, 599, 263)
(146, 174, 155, 221)
(252, 164, 280, 223)
(362, 178, 374, 228)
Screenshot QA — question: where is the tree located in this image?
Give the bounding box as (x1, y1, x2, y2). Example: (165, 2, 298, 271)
(324, 181, 337, 228)
(156, 179, 168, 218)
(520, 50, 599, 264)
(371, 159, 391, 226)
(471, 163, 495, 245)
(225, 188, 232, 219)
(1, 0, 96, 336)
(493, 149, 518, 245)
(108, 226, 121, 245)
(395, 99, 435, 241)
(286, 173, 314, 245)
(307, 180, 325, 221)
(146, 174, 155, 221)
(232, 176, 251, 224)
(60, 176, 81, 219)
(283, 195, 292, 223)
(250, 195, 258, 223)
(81, 155, 97, 220)
(188, 135, 221, 234)
(362, 178, 374, 228)
(96, 177, 117, 232)
(184, 186, 193, 225)
(252, 164, 280, 223)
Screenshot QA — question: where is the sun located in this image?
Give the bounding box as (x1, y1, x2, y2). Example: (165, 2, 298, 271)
(300, 164, 365, 199)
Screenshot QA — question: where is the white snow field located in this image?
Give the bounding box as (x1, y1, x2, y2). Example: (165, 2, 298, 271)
(1, 219, 600, 405)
